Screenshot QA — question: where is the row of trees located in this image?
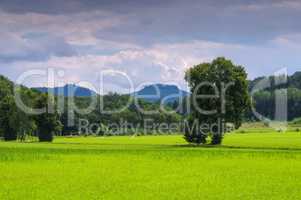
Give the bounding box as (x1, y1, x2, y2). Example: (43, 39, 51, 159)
(59, 94, 181, 136)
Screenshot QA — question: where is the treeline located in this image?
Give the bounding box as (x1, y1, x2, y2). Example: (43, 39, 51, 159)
(0, 75, 181, 142)
(175, 71, 301, 122)
(0, 75, 62, 142)
(58, 93, 181, 136)
(2, 70, 301, 142)
(249, 72, 301, 121)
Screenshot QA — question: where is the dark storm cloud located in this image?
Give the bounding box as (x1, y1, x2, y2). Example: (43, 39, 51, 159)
(0, 0, 293, 15)
(92, 0, 301, 45)
(0, 0, 175, 14)
(1, 0, 301, 45)
(0, 32, 76, 63)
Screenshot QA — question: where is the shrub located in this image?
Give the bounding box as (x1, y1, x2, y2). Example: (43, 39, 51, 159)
(239, 130, 246, 133)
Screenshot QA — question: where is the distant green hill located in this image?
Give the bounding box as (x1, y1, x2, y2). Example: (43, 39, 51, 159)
(249, 71, 301, 91)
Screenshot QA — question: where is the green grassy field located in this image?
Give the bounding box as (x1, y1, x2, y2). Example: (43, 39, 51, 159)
(1, 132, 301, 200)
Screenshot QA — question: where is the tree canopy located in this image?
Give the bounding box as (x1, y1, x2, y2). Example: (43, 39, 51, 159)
(184, 57, 250, 145)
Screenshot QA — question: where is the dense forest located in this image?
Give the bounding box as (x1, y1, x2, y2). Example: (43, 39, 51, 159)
(249, 72, 301, 121)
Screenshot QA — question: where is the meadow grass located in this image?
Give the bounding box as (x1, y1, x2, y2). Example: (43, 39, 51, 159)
(1, 132, 301, 200)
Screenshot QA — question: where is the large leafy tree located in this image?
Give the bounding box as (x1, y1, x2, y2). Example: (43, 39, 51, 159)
(0, 78, 40, 141)
(184, 57, 250, 145)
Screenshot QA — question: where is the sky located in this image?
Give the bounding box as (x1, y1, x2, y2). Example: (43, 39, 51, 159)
(0, 0, 300, 93)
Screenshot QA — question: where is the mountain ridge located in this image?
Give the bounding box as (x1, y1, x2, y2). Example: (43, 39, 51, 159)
(133, 83, 189, 103)
(33, 83, 190, 103)
(32, 84, 97, 97)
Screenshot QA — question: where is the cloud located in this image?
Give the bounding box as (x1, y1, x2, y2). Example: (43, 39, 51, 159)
(0, 0, 177, 14)
(0, 0, 301, 92)
(2, 0, 298, 46)
(3, 36, 300, 93)
(0, 31, 76, 62)
(2, 1, 301, 50)
(0, 9, 128, 61)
